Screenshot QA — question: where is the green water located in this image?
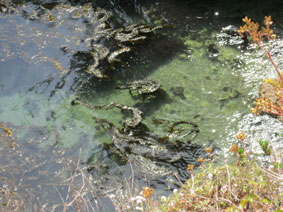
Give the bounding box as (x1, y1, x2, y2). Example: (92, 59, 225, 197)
(1, 0, 283, 210)
(69, 30, 251, 152)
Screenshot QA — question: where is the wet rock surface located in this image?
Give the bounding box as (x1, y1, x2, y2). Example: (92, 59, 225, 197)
(238, 113, 283, 164)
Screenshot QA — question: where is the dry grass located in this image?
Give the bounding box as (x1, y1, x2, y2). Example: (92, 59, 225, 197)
(52, 149, 103, 212)
(148, 154, 283, 212)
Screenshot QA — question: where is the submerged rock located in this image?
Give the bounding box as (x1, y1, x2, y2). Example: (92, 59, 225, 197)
(3, 2, 163, 79)
(107, 46, 131, 64)
(170, 86, 186, 100)
(93, 116, 203, 183)
(116, 79, 161, 96)
(219, 86, 241, 108)
(83, 21, 162, 78)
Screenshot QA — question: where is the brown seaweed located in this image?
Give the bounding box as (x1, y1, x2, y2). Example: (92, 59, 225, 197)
(116, 79, 161, 96)
(85, 20, 163, 78)
(72, 98, 201, 167)
(72, 98, 143, 129)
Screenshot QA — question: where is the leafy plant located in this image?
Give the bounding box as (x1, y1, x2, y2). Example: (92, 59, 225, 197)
(147, 152, 283, 211)
(252, 92, 283, 116)
(149, 157, 283, 211)
(238, 16, 283, 118)
(258, 139, 272, 156)
(237, 16, 282, 81)
(146, 132, 283, 211)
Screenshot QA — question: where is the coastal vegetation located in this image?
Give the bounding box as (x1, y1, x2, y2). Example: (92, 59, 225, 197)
(238, 16, 283, 119)
(141, 135, 283, 211)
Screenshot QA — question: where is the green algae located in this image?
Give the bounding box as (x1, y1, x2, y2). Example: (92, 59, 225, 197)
(184, 39, 203, 49)
(0, 26, 251, 153)
(140, 32, 250, 147)
(218, 46, 240, 61)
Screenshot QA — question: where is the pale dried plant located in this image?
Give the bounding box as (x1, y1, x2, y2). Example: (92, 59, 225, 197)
(52, 149, 104, 212)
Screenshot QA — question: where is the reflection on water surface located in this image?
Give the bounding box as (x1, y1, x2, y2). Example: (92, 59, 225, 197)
(1, 0, 283, 210)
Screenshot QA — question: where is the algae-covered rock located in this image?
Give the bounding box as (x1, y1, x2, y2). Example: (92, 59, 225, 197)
(178, 53, 187, 59)
(218, 46, 239, 61)
(116, 79, 161, 96)
(93, 115, 201, 179)
(72, 98, 143, 129)
(184, 39, 203, 49)
(1, 2, 163, 79)
(170, 86, 186, 100)
(219, 86, 241, 107)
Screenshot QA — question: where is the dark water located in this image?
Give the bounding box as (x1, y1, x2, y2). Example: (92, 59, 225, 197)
(1, 0, 283, 211)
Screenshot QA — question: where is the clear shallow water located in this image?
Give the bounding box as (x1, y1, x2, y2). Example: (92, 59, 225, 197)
(1, 0, 283, 210)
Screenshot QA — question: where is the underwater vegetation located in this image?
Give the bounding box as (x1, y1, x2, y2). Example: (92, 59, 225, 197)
(72, 83, 209, 183)
(116, 79, 161, 98)
(85, 21, 163, 78)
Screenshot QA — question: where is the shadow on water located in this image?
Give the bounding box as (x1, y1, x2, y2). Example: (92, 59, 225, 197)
(71, 33, 186, 100)
(131, 89, 172, 117)
(8, 0, 283, 100)
(0, 0, 186, 99)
